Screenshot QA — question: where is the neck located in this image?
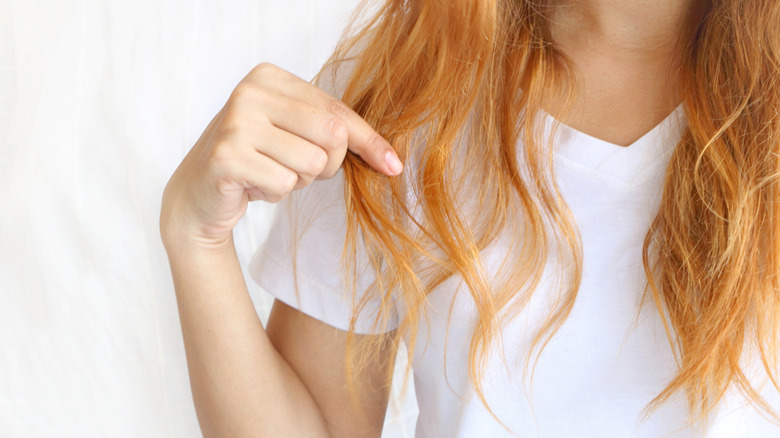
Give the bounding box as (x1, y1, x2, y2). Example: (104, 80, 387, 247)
(542, 0, 703, 146)
(549, 0, 698, 58)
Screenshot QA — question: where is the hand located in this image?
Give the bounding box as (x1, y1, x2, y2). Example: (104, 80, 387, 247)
(160, 63, 403, 250)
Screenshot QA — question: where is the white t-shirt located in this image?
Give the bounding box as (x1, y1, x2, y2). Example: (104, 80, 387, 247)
(249, 105, 780, 437)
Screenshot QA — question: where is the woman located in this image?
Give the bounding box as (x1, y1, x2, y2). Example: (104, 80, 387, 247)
(160, 0, 780, 436)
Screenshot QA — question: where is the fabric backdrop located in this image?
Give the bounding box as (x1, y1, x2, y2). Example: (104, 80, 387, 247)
(0, 1, 417, 436)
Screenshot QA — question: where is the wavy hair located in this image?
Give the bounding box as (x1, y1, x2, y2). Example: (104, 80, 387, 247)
(315, 0, 780, 428)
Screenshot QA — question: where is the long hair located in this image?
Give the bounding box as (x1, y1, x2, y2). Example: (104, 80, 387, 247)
(317, 0, 780, 427)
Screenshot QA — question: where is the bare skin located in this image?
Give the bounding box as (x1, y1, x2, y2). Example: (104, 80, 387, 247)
(549, 0, 698, 146)
(160, 63, 402, 437)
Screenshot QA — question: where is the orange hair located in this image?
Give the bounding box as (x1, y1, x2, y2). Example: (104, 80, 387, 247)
(314, 0, 780, 428)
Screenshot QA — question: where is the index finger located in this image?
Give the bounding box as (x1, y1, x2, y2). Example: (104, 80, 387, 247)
(319, 96, 404, 176)
(249, 64, 404, 176)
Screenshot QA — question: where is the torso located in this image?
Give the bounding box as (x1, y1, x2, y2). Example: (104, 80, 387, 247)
(404, 106, 780, 437)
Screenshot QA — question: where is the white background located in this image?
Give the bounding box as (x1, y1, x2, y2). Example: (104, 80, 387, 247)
(0, 0, 417, 436)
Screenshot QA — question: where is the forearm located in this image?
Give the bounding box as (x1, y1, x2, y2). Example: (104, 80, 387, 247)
(164, 236, 331, 438)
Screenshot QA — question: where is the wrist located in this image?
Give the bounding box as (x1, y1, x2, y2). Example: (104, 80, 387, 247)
(160, 220, 235, 259)
(160, 205, 234, 256)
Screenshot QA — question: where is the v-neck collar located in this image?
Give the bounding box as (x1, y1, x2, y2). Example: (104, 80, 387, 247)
(544, 104, 687, 187)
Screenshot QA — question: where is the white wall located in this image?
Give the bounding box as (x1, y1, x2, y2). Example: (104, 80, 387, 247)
(0, 1, 417, 436)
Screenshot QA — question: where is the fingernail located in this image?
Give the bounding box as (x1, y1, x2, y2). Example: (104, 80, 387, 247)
(384, 150, 403, 175)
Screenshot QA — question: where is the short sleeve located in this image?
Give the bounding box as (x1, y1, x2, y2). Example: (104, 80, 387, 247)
(248, 171, 401, 334)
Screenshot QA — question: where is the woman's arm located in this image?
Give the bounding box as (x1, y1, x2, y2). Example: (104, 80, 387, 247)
(166, 238, 332, 437)
(267, 300, 397, 438)
(160, 63, 402, 437)
(166, 238, 398, 437)
(165, 237, 397, 438)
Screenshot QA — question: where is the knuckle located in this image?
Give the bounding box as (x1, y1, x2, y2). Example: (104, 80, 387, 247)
(219, 102, 270, 137)
(326, 117, 349, 149)
(277, 169, 299, 194)
(305, 148, 329, 176)
(263, 191, 285, 204)
(364, 133, 384, 153)
(252, 62, 277, 78)
(294, 173, 314, 190)
(257, 166, 297, 204)
(219, 100, 249, 130)
(250, 64, 283, 93)
(327, 97, 352, 119)
(317, 167, 339, 180)
(230, 82, 258, 103)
